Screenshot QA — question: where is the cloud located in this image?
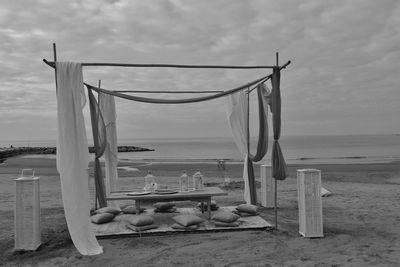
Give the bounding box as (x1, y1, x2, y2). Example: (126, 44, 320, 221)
(0, 0, 399, 142)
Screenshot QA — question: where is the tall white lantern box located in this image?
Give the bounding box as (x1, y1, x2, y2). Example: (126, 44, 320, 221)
(260, 164, 275, 208)
(14, 169, 41, 251)
(297, 169, 323, 238)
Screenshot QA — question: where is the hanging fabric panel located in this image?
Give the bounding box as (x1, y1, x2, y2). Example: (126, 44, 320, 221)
(88, 89, 107, 208)
(226, 90, 252, 203)
(271, 67, 288, 180)
(55, 62, 103, 255)
(225, 84, 270, 204)
(99, 92, 119, 207)
(84, 74, 270, 104)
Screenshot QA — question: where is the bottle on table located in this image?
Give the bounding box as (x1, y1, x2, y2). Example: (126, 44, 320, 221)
(179, 170, 189, 192)
(193, 169, 204, 191)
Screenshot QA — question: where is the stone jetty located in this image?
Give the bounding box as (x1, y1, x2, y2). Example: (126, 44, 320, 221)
(0, 146, 154, 162)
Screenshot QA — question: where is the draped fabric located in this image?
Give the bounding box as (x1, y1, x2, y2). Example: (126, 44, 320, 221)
(55, 62, 103, 255)
(270, 67, 288, 180)
(99, 93, 119, 207)
(225, 84, 270, 204)
(87, 89, 107, 208)
(84, 74, 270, 104)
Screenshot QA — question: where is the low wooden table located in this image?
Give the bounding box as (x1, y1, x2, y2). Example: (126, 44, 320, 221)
(107, 187, 227, 220)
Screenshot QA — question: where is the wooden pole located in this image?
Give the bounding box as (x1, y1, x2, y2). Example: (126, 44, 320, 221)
(94, 80, 102, 210)
(53, 43, 58, 91)
(274, 52, 279, 230)
(246, 86, 251, 204)
(42, 60, 277, 69)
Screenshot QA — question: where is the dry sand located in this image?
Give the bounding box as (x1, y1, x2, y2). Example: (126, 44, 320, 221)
(1, 156, 400, 266)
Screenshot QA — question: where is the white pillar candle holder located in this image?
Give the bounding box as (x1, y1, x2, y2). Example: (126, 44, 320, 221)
(14, 169, 41, 251)
(260, 164, 275, 208)
(297, 169, 323, 238)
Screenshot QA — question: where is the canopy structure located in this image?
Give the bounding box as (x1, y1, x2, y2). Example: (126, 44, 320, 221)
(44, 43, 290, 255)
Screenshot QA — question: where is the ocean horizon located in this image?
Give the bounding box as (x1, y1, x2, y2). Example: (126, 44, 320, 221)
(2, 134, 400, 165)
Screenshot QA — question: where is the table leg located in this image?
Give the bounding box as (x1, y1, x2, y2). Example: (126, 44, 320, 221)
(207, 197, 212, 220)
(135, 200, 141, 215)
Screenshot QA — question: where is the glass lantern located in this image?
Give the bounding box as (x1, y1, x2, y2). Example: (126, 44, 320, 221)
(179, 170, 189, 192)
(193, 169, 204, 190)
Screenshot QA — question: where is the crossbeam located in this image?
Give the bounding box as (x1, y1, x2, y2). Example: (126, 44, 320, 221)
(43, 58, 290, 70)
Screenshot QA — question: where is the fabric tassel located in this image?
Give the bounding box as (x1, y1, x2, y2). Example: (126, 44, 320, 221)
(272, 140, 288, 180)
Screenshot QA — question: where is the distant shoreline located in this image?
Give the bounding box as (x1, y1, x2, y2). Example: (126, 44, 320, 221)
(0, 145, 154, 163)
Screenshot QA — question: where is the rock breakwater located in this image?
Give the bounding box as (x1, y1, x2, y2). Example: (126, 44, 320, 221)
(0, 146, 154, 162)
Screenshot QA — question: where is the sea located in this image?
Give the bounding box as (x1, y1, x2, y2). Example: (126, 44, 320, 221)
(2, 134, 400, 165)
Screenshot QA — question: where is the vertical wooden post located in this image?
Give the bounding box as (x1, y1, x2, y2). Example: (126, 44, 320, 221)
(53, 43, 58, 91)
(246, 86, 251, 203)
(274, 52, 279, 230)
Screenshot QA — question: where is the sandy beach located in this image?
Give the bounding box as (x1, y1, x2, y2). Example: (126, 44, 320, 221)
(1, 155, 400, 266)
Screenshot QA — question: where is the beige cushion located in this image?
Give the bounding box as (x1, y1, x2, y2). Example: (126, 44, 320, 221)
(171, 223, 198, 230)
(129, 215, 154, 226)
(153, 202, 175, 210)
(236, 204, 258, 215)
(94, 207, 121, 215)
(122, 205, 146, 214)
(91, 213, 115, 224)
(126, 224, 158, 232)
(173, 214, 205, 227)
(212, 212, 240, 223)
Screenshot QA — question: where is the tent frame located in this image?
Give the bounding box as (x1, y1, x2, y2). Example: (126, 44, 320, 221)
(44, 43, 291, 230)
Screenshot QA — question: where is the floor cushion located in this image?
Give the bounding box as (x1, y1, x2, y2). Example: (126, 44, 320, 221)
(94, 206, 121, 215)
(126, 224, 158, 232)
(212, 212, 240, 223)
(173, 214, 205, 227)
(153, 202, 175, 211)
(129, 215, 154, 226)
(171, 223, 199, 230)
(236, 204, 258, 215)
(122, 205, 146, 214)
(91, 213, 115, 224)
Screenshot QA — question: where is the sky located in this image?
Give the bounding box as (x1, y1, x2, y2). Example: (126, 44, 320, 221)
(1, 0, 399, 143)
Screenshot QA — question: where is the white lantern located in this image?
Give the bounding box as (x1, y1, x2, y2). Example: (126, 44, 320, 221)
(14, 169, 41, 251)
(179, 170, 190, 192)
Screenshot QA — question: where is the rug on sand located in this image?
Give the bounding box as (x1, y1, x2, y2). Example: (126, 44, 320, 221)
(92, 206, 272, 238)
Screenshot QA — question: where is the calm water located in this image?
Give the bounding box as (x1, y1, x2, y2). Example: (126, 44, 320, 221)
(2, 135, 400, 164)
(117, 134, 400, 164)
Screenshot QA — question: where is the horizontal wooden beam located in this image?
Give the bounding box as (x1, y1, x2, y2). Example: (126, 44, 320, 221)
(43, 59, 291, 70)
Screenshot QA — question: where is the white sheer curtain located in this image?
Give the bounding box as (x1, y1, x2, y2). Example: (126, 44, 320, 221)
(99, 93, 119, 207)
(225, 90, 251, 203)
(56, 62, 103, 255)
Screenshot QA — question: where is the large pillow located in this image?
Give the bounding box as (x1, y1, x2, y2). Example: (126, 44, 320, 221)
(236, 204, 258, 215)
(126, 224, 158, 232)
(94, 207, 121, 215)
(91, 213, 115, 224)
(129, 215, 154, 226)
(122, 205, 146, 214)
(214, 221, 239, 227)
(173, 214, 205, 227)
(212, 212, 240, 223)
(153, 202, 175, 211)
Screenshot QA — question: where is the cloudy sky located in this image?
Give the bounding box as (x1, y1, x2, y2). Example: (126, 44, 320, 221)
(1, 0, 399, 143)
